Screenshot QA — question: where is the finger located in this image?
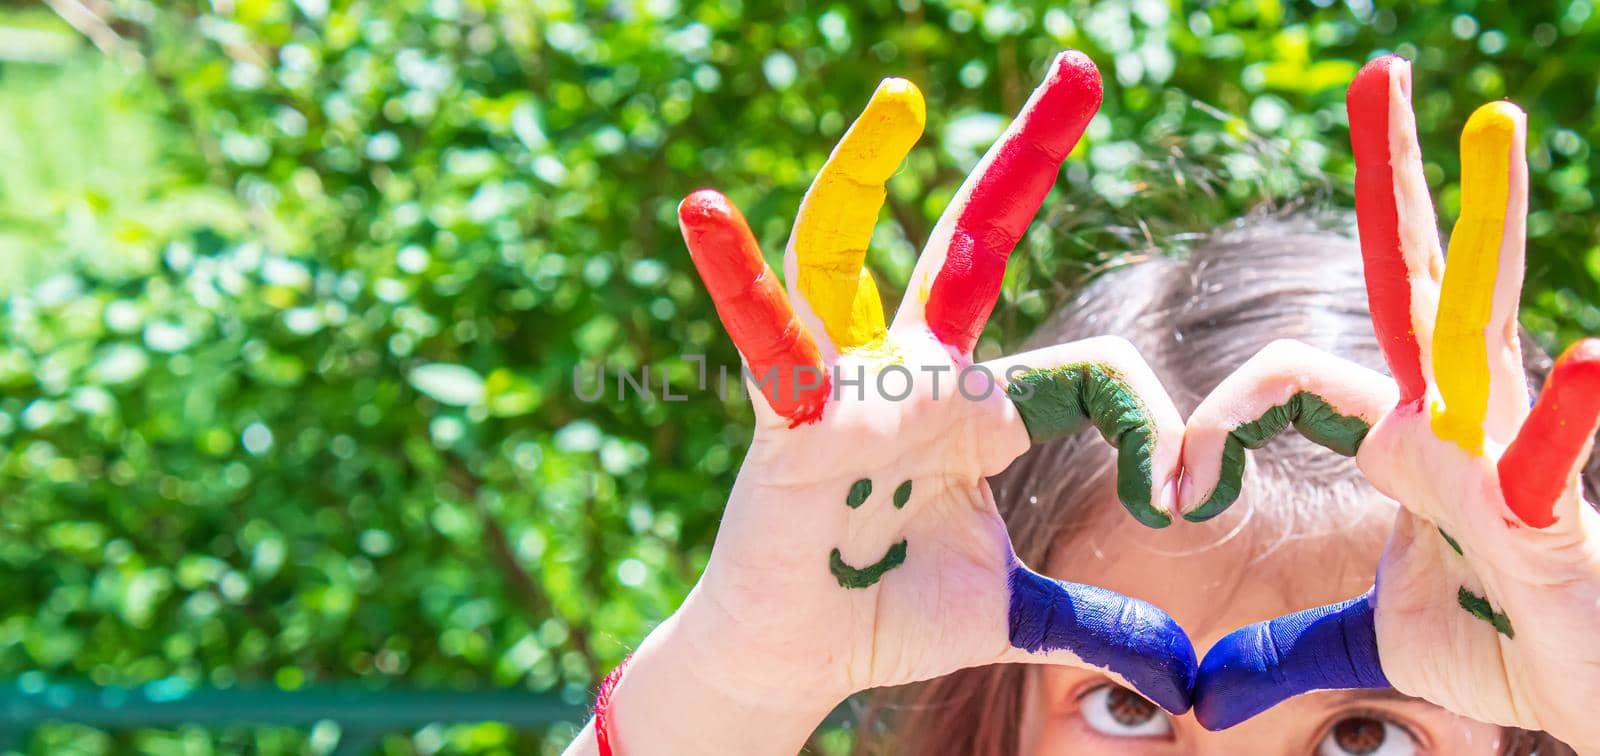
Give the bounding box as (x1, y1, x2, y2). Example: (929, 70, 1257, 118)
(896, 50, 1102, 356)
(789, 78, 924, 353)
(1498, 339, 1600, 528)
(1180, 340, 1398, 522)
(1193, 589, 1389, 730)
(983, 336, 1185, 528)
(1000, 565, 1196, 715)
(680, 189, 829, 426)
(1431, 101, 1529, 452)
(1346, 55, 1445, 408)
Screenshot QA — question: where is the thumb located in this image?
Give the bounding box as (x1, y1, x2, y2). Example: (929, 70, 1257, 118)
(996, 564, 1196, 715)
(1193, 589, 1389, 730)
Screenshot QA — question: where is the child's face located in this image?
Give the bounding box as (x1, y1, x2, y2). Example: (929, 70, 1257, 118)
(1021, 490, 1506, 755)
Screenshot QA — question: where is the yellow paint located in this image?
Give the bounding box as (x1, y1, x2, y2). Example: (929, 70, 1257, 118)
(794, 78, 925, 351)
(848, 268, 886, 346)
(1430, 101, 1521, 453)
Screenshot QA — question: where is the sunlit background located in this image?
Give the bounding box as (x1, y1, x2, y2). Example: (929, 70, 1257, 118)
(0, 0, 1597, 753)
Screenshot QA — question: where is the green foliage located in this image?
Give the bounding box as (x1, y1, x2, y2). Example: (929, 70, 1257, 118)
(0, 0, 1597, 752)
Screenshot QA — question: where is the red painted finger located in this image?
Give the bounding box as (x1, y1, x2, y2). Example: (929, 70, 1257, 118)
(905, 50, 1102, 356)
(1346, 55, 1443, 409)
(679, 189, 829, 426)
(1498, 339, 1600, 528)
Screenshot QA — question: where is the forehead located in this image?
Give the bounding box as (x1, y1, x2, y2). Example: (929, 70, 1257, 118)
(1043, 489, 1394, 652)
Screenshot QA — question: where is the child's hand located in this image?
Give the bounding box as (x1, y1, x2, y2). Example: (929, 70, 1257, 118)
(1180, 55, 1600, 750)
(595, 52, 1197, 754)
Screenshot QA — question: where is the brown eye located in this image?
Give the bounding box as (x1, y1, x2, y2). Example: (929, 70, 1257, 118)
(1105, 686, 1158, 726)
(1317, 716, 1417, 756)
(1079, 683, 1170, 738)
(1334, 718, 1384, 753)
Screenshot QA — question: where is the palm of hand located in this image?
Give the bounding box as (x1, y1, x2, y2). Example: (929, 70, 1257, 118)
(697, 336, 1024, 696)
(1360, 393, 1600, 737)
(673, 52, 1195, 714)
(1182, 56, 1600, 748)
(1345, 58, 1600, 742)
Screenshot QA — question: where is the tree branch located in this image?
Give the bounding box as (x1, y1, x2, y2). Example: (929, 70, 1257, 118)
(41, 0, 142, 66)
(447, 459, 598, 680)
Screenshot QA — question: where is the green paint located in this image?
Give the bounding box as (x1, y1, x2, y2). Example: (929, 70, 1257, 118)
(1457, 586, 1514, 638)
(892, 480, 912, 508)
(1007, 364, 1169, 528)
(1185, 391, 1372, 522)
(845, 478, 872, 509)
(829, 540, 908, 588)
(1438, 528, 1463, 556)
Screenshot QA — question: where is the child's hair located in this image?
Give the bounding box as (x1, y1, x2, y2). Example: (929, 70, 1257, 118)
(855, 213, 1590, 756)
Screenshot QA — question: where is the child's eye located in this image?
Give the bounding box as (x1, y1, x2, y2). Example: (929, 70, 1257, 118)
(1316, 716, 1417, 756)
(1079, 683, 1172, 738)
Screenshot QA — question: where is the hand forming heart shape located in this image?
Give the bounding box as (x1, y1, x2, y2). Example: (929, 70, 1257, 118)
(1180, 55, 1600, 752)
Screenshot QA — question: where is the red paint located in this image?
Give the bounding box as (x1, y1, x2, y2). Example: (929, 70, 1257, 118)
(1347, 55, 1428, 407)
(679, 190, 828, 426)
(594, 653, 631, 756)
(1499, 339, 1600, 528)
(924, 51, 1102, 355)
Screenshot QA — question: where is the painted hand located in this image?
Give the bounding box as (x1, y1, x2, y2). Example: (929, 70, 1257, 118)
(1180, 55, 1600, 749)
(672, 52, 1196, 716)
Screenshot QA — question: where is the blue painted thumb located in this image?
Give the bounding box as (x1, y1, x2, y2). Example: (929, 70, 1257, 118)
(1193, 589, 1390, 730)
(1006, 567, 1197, 714)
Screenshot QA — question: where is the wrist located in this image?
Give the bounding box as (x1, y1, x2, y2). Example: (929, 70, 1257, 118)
(605, 598, 843, 755)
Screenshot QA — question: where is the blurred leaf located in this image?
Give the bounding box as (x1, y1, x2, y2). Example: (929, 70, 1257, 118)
(408, 364, 485, 407)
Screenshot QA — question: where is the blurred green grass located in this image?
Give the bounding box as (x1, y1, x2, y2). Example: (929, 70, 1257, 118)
(0, 1, 1596, 753)
(0, 54, 245, 290)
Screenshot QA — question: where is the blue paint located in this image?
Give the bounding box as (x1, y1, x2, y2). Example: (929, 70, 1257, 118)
(1193, 589, 1389, 730)
(1006, 566, 1196, 714)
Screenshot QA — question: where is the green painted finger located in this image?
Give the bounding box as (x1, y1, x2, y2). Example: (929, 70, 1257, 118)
(1005, 363, 1169, 528)
(1185, 391, 1372, 522)
(1179, 341, 1396, 522)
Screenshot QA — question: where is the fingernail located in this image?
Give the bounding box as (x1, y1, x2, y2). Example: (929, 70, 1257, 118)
(1159, 475, 1179, 518)
(1175, 471, 1195, 516)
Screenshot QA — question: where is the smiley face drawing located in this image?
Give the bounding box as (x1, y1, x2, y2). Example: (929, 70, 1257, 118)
(829, 478, 914, 589)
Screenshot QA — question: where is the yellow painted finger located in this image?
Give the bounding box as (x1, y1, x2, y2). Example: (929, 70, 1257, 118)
(848, 267, 886, 346)
(1431, 102, 1523, 453)
(793, 78, 925, 351)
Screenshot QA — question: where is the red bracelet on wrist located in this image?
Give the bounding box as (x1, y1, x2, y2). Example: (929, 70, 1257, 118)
(594, 654, 632, 756)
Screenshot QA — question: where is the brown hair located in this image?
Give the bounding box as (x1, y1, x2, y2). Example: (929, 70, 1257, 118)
(854, 212, 1591, 756)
